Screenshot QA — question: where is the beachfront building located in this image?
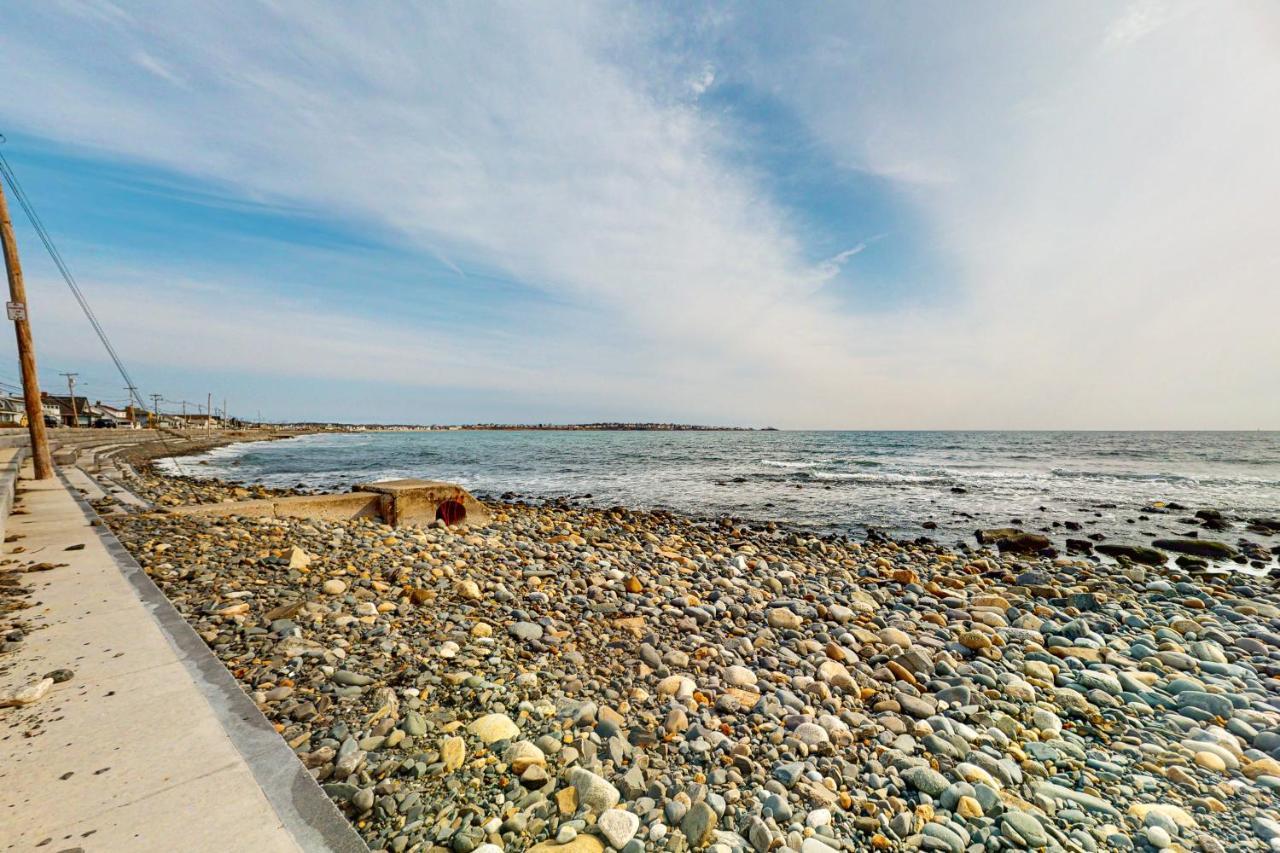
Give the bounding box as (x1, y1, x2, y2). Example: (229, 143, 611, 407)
(42, 393, 94, 427)
(0, 395, 70, 426)
(0, 396, 24, 425)
(172, 412, 226, 430)
(96, 403, 135, 427)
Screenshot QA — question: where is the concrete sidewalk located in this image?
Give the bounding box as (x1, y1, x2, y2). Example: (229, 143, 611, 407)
(0, 466, 366, 852)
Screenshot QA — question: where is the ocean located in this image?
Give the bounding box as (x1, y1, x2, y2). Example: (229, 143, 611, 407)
(161, 430, 1280, 567)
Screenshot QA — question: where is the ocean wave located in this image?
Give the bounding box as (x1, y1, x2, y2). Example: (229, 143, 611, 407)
(761, 459, 819, 469)
(808, 470, 951, 485)
(940, 468, 1043, 480)
(1051, 468, 1197, 484)
(1051, 469, 1280, 489)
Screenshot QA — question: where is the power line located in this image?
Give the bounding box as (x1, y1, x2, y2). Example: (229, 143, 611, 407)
(59, 371, 78, 427)
(0, 146, 145, 412)
(0, 135, 187, 473)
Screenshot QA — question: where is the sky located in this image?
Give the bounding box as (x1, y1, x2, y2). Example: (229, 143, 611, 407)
(1, 0, 1278, 428)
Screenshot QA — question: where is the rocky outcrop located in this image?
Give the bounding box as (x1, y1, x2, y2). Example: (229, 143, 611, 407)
(976, 528, 1051, 553)
(1151, 538, 1238, 560)
(1095, 543, 1168, 565)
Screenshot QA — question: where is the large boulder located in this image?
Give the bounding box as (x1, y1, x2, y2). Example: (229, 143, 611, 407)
(1151, 538, 1237, 560)
(976, 528, 1051, 553)
(569, 768, 620, 813)
(1095, 543, 1167, 565)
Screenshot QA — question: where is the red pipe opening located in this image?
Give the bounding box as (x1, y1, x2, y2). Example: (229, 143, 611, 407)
(436, 499, 466, 526)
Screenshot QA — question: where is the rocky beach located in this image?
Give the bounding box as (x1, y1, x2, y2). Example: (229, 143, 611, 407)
(85, 456, 1280, 853)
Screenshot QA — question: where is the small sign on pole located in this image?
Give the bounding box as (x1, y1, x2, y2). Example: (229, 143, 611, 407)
(6, 301, 26, 322)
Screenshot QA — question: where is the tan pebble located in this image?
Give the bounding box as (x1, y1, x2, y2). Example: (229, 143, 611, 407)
(556, 786, 579, 815)
(1244, 757, 1280, 779)
(878, 628, 911, 648)
(467, 713, 520, 744)
(504, 740, 546, 774)
(0, 677, 54, 707)
(441, 736, 466, 771)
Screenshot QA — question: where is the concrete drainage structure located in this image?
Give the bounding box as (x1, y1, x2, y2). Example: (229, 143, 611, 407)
(356, 479, 491, 528)
(166, 477, 491, 529)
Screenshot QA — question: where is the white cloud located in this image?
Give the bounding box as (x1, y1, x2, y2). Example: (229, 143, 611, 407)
(129, 50, 186, 87)
(689, 63, 716, 96)
(718, 1, 1280, 427)
(2, 1, 1278, 427)
(812, 238, 882, 281)
(1, 0, 874, 425)
(1104, 0, 1174, 48)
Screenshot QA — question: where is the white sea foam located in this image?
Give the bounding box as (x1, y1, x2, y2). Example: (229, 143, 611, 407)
(808, 470, 949, 484)
(144, 431, 1280, 572)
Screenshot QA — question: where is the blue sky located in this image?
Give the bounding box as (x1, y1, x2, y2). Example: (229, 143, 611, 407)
(1, 1, 1277, 428)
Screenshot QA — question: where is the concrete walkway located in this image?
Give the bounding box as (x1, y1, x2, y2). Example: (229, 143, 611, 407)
(0, 465, 366, 852)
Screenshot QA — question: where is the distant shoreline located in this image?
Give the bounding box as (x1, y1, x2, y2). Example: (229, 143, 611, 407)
(277, 422, 770, 432)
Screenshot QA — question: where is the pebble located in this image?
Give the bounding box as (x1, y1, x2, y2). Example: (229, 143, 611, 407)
(570, 768, 620, 814)
(99, 468, 1280, 853)
(681, 801, 717, 848)
(597, 808, 640, 849)
(467, 713, 519, 744)
(0, 677, 53, 707)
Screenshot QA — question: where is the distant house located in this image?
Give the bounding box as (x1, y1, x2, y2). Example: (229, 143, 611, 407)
(96, 403, 134, 427)
(0, 396, 24, 425)
(0, 395, 69, 426)
(172, 413, 224, 429)
(41, 393, 93, 427)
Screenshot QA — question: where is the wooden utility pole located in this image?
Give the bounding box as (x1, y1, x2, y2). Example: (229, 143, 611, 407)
(0, 177, 53, 478)
(60, 371, 78, 427)
(206, 392, 211, 430)
(124, 386, 137, 428)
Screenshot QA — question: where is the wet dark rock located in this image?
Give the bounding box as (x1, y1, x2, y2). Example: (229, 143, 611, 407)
(975, 528, 1051, 553)
(1095, 543, 1167, 565)
(1152, 538, 1238, 560)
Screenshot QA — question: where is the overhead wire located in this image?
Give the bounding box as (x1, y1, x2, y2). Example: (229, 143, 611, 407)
(0, 134, 188, 474)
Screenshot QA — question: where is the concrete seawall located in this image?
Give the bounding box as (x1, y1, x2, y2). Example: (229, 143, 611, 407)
(0, 445, 25, 543)
(166, 478, 492, 529)
(0, 455, 368, 850)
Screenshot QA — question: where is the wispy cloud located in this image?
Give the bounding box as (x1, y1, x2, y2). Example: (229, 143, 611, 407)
(1, 1, 873, 423)
(813, 236, 884, 281)
(1, 1, 1277, 427)
(129, 50, 187, 88)
(1104, 0, 1174, 48)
